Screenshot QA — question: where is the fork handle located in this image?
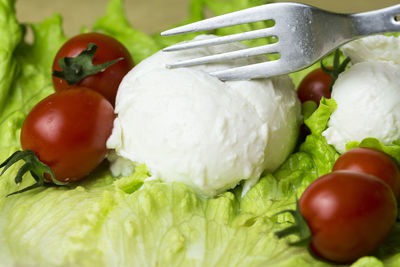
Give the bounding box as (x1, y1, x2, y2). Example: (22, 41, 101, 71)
(351, 4, 400, 36)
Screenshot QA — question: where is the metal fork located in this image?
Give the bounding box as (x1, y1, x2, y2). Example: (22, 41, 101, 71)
(161, 2, 400, 80)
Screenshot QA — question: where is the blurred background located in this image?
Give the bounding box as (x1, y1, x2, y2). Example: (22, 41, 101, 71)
(16, 0, 400, 37)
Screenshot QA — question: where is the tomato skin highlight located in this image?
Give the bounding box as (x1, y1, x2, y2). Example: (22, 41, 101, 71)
(299, 171, 397, 263)
(52, 32, 134, 106)
(297, 68, 332, 104)
(20, 88, 114, 182)
(333, 147, 400, 199)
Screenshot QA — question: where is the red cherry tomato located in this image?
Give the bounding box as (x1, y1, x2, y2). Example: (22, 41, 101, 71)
(297, 68, 332, 104)
(52, 33, 134, 106)
(333, 147, 400, 199)
(299, 171, 397, 263)
(20, 88, 114, 182)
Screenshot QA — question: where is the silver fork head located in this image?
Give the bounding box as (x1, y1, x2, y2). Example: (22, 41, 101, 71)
(161, 2, 353, 80)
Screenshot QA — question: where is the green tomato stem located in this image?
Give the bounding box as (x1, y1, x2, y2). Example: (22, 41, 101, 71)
(320, 49, 351, 91)
(52, 43, 122, 85)
(0, 150, 66, 196)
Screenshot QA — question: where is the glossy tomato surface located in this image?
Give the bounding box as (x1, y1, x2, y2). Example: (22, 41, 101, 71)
(20, 88, 114, 182)
(297, 68, 332, 105)
(299, 171, 397, 263)
(52, 32, 134, 106)
(333, 147, 400, 199)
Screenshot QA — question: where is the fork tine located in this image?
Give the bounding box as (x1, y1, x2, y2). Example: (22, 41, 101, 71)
(161, 3, 281, 36)
(166, 43, 279, 68)
(163, 28, 276, 52)
(210, 60, 286, 80)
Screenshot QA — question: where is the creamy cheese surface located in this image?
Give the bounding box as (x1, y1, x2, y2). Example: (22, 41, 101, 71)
(342, 35, 400, 65)
(107, 35, 301, 196)
(323, 36, 400, 153)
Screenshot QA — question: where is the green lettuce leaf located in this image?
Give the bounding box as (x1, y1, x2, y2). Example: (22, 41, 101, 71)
(0, 0, 399, 266)
(346, 138, 400, 164)
(241, 98, 339, 220)
(0, 0, 21, 113)
(92, 0, 161, 63)
(151, 0, 206, 47)
(0, 168, 327, 266)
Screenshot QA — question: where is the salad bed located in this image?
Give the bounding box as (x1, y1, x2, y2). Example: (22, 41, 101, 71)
(0, 0, 399, 266)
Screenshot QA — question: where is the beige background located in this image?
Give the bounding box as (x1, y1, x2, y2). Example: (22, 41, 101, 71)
(16, 0, 400, 37)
